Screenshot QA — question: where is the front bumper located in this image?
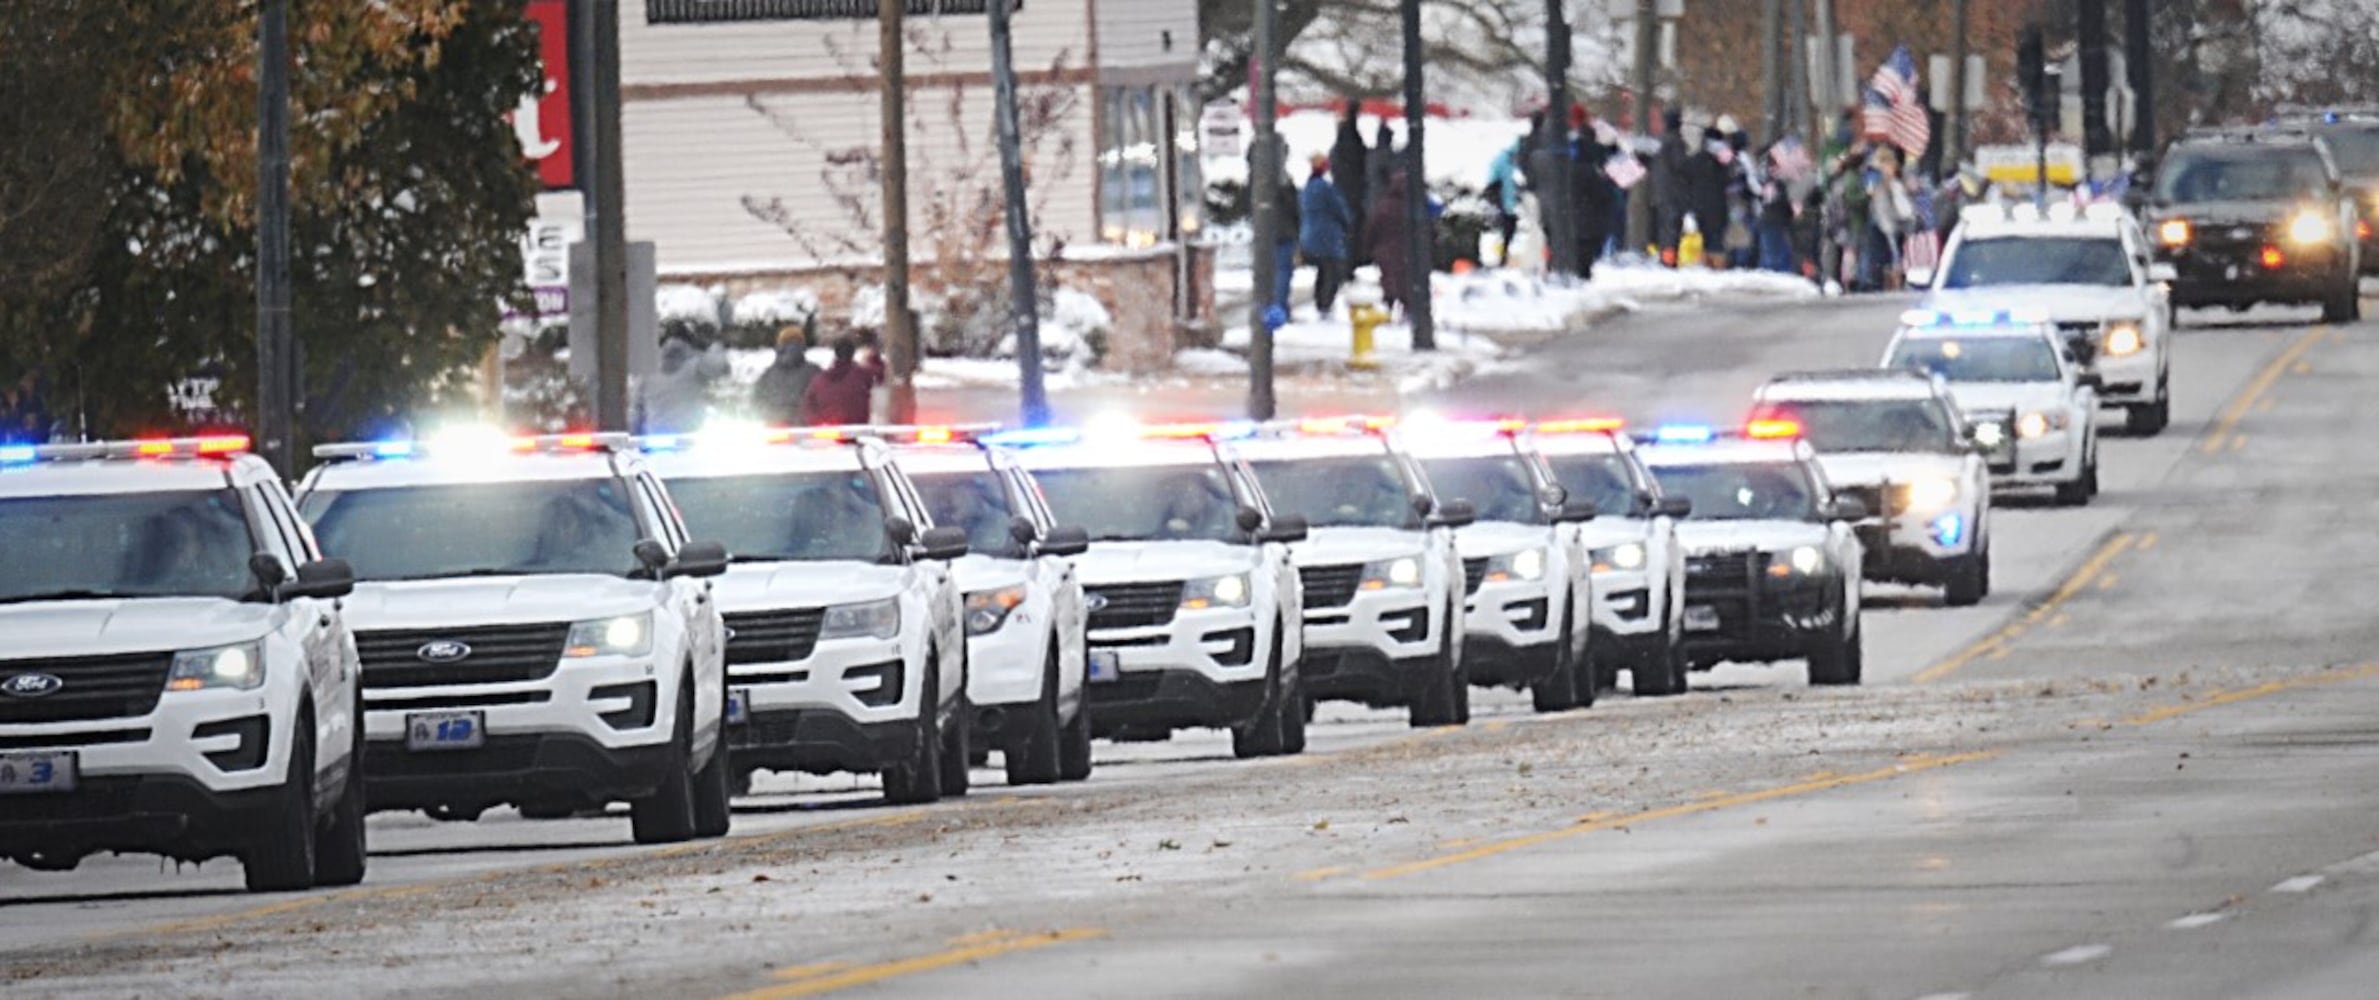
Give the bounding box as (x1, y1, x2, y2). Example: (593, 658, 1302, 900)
(0, 773, 283, 866)
(2166, 242, 2348, 307)
(730, 709, 921, 777)
(965, 617, 1047, 709)
(1464, 578, 1562, 686)
(1680, 576, 1843, 666)
(1854, 508, 1978, 583)
(2091, 349, 2159, 406)
(1988, 430, 2084, 488)
(1589, 568, 1661, 641)
(364, 731, 677, 812)
(1301, 588, 1435, 704)
(361, 653, 680, 810)
(1085, 605, 1268, 733)
(0, 686, 294, 796)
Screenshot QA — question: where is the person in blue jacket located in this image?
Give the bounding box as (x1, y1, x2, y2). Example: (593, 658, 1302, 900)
(1298, 153, 1355, 316)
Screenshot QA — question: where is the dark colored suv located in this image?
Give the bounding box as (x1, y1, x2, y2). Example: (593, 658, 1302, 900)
(2273, 109, 2379, 276)
(2146, 130, 2362, 322)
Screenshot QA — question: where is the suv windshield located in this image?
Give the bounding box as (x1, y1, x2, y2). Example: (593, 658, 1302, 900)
(1752, 399, 1959, 454)
(1650, 462, 1819, 522)
(1032, 464, 1242, 543)
(2155, 149, 2330, 203)
(1421, 455, 1549, 526)
(2316, 128, 2379, 175)
(666, 471, 891, 563)
(911, 470, 1023, 558)
(1942, 237, 2131, 288)
(1888, 336, 2061, 383)
(1249, 455, 1419, 530)
(1542, 453, 1640, 518)
(305, 479, 643, 580)
(0, 490, 255, 603)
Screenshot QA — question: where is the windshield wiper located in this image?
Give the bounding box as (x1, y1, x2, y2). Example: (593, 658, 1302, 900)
(0, 589, 139, 606)
(378, 567, 534, 582)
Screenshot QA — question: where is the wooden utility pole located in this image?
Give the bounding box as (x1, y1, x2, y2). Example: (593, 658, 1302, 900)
(1624, 0, 1656, 254)
(1759, 0, 1782, 144)
(1543, 0, 1577, 277)
(256, 0, 294, 472)
(588, 0, 631, 431)
(1400, 0, 1434, 350)
(1247, 0, 1279, 419)
(881, 0, 917, 422)
(987, 0, 1047, 427)
(1948, 0, 1970, 169)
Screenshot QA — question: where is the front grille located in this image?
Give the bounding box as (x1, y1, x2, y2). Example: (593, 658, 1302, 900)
(723, 608, 826, 666)
(1686, 552, 1760, 595)
(1462, 557, 1490, 595)
(0, 653, 171, 724)
(1086, 582, 1184, 630)
(355, 624, 570, 689)
(1298, 563, 1366, 609)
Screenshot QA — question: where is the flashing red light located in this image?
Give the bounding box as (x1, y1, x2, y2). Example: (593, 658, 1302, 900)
(1745, 419, 1803, 440)
(1534, 418, 1626, 435)
(2360, 220, 2373, 242)
(809, 428, 848, 441)
(556, 433, 600, 450)
(133, 440, 176, 457)
(193, 435, 251, 456)
(1142, 422, 1217, 439)
(915, 425, 953, 444)
(1491, 418, 1528, 434)
(2261, 245, 2286, 269)
(508, 436, 539, 452)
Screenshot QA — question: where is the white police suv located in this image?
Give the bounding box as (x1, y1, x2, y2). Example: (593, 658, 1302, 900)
(1525, 420, 1693, 696)
(1002, 422, 1310, 758)
(0, 436, 367, 893)
(1636, 425, 1867, 687)
(639, 426, 973, 804)
(1239, 416, 1475, 727)
(1913, 202, 2176, 434)
(893, 427, 1095, 786)
(1884, 312, 2103, 506)
(1751, 372, 1995, 606)
(1402, 418, 1599, 714)
(299, 431, 732, 844)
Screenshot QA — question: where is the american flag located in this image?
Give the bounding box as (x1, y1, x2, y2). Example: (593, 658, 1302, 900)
(1862, 46, 1930, 161)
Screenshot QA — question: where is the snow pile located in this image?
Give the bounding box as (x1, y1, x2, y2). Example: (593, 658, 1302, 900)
(655, 284, 725, 326)
(1429, 270, 1619, 335)
(1218, 312, 1509, 394)
(730, 288, 820, 329)
(1587, 262, 1821, 302)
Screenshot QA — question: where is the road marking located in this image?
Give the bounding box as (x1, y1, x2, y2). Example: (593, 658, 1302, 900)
(2257, 397, 2276, 413)
(720, 928, 1107, 999)
(2120, 664, 2379, 727)
(2097, 573, 2120, 591)
(2041, 943, 2113, 966)
(2135, 532, 2160, 552)
(1914, 534, 2134, 684)
(1292, 866, 1350, 882)
(2271, 875, 2325, 894)
(2294, 360, 2314, 374)
(1911, 994, 1972, 1000)
(2204, 327, 2324, 454)
(2229, 433, 2249, 453)
(2049, 613, 2071, 627)
(1356, 752, 1995, 881)
(2167, 912, 2228, 930)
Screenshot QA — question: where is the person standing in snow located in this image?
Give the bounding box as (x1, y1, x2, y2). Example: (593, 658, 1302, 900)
(1366, 168, 1415, 315)
(1754, 142, 1800, 274)
(1330, 103, 1371, 265)
(750, 317, 820, 426)
(1365, 119, 1397, 223)
(1299, 153, 1355, 315)
(1485, 137, 1525, 267)
(801, 334, 884, 426)
(1649, 108, 1690, 265)
(1861, 144, 1916, 291)
(1569, 105, 1617, 279)
(633, 329, 730, 434)
(1683, 130, 1732, 269)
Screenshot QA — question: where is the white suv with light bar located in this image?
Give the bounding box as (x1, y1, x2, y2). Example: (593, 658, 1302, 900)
(1239, 416, 1475, 728)
(1884, 312, 2102, 507)
(1526, 420, 1693, 696)
(1912, 202, 2175, 435)
(298, 431, 732, 844)
(1752, 372, 1995, 606)
(1402, 419, 1598, 714)
(890, 427, 1095, 786)
(637, 425, 973, 804)
(1002, 422, 1310, 758)
(0, 436, 368, 893)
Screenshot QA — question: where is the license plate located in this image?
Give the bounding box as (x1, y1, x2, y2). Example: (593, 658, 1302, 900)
(727, 688, 751, 725)
(1684, 606, 1723, 633)
(0, 751, 76, 795)
(405, 711, 485, 752)
(1088, 649, 1122, 682)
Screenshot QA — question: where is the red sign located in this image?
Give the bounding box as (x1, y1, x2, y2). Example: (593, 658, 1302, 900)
(513, 0, 575, 189)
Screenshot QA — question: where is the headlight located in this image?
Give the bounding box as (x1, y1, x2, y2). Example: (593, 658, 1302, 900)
(167, 642, 265, 692)
(1904, 477, 1959, 512)
(1182, 574, 1252, 610)
(820, 598, 902, 640)
(2288, 210, 2335, 245)
(2102, 321, 2144, 357)
(2016, 410, 2068, 439)
(1970, 421, 2008, 448)
(564, 613, 653, 658)
(964, 586, 1027, 635)
(1590, 542, 1648, 574)
(2156, 218, 2191, 247)
(1485, 547, 1548, 584)
(1765, 546, 1828, 580)
(1358, 556, 1425, 591)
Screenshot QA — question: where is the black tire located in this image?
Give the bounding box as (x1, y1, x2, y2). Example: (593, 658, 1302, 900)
(938, 686, 972, 799)
(631, 680, 701, 845)
(1807, 595, 1864, 687)
(1530, 607, 1584, 713)
(2129, 383, 2170, 436)
(1276, 664, 1308, 756)
(2322, 277, 2358, 323)
(1633, 640, 1687, 697)
(1451, 650, 1472, 725)
(1056, 683, 1094, 782)
(691, 735, 733, 839)
(1943, 551, 1986, 608)
(2053, 463, 2093, 507)
(313, 697, 368, 888)
(882, 655, 945, 805)
(1006, 648, 1065, 786)
(1590, 648, 1621, 693)
(1411, 605, 1462, 728)
(244, 712, 319, 893)
(518, 800, 578, 820)
(1232, 628, 1289, 759)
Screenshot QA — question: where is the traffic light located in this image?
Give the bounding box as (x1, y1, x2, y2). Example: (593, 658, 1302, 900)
(2018, 27, 2050, 132)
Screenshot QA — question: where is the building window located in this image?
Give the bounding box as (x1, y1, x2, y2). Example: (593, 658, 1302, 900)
(1098, 85, 1165, 248)
(1169, 85, 1203, 238)
(646, 0, 993, 24)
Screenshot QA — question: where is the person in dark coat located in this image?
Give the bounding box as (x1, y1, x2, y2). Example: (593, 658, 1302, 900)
(1568, 105, 1616, 279)
(1648, 108, 1691, 265)
(750, 319, 820, 425)
(800, 335, 883, 426)
(1366, 170, 1415, 314)
(1329, 104, 1371, 264)
(1298, 153, 1355, 315)
(1365, 120, 1397, 218)
(1683, 135, 1732, 268)
(1523, 111, 1566, 269)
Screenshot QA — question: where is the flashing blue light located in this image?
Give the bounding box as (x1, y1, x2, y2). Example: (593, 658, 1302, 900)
(372, 441, 416, 459)
(1209, 420, 1257, 441)
(641, 435, 685, 452)
(1655, 424, 1716, 444)
(0, 445, 35, 465)
(2326, 111, 2342, 124)
(1930, 511, 1966, 548)
(984, 427, 1083, 448)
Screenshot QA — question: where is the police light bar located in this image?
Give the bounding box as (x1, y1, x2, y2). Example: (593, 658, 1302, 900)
(1274, 414, 1398, 436)
(0, 435, 252, 467)
(1898, 308, 2048, 329)
(1744, 419, 1803, 440)
(314, 431, 630, 461)
(1650, 424, 1716, 444)
(1138, 421, 1257, 441)
(1531, 417, 1626, 435)
(982, 427, 1082, 449)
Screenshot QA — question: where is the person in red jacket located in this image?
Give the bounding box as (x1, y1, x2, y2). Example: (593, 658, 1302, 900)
(800, 334, 883, 426)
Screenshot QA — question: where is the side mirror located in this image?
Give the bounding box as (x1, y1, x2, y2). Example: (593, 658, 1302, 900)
(1654, 495, 1693, 518)
(1552, 499, 1598, 524)
(1428, 498, 1477, 529)
(917, 525, 971, 561)
(884, 517, 919, 547)
(1259, 513, 1310, 544)
(1007, 516, 1041, 548)
(1038, 524, 1091, 558)
(1409, 494, 1436, 517)
(2148, 262, 2178, 283)
(249, 553, 290, 591)
(1235, 506, 1266, 534)
(633, 539, 672, 576)
(278, 559, 354, 601)
(666, 541, 729, 580)
(1905, 266, 1934, 289)
(1537, 484, 1570, 508)
(1828, 496, 1870, 522)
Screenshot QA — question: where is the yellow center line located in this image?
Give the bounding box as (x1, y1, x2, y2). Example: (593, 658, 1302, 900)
(1913, 533, 2135, 684)
(2119, 664, 2379, 727)
(719, 928, 1108, 1000)
(2135, 532, 2160, 552)
(2204, 326, 2325, 454)
(1292, 865, 1352, 882)
(1357, 752, 1996, 881)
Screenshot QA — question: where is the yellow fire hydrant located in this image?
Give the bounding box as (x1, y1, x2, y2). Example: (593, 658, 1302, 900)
(1345, 273, 1388, 371)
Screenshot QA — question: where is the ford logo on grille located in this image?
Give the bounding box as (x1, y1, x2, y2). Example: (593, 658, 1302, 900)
(416, 641, 473, 664)
(1083, 594, 1110, 613)
(0, 673, 64, 698)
